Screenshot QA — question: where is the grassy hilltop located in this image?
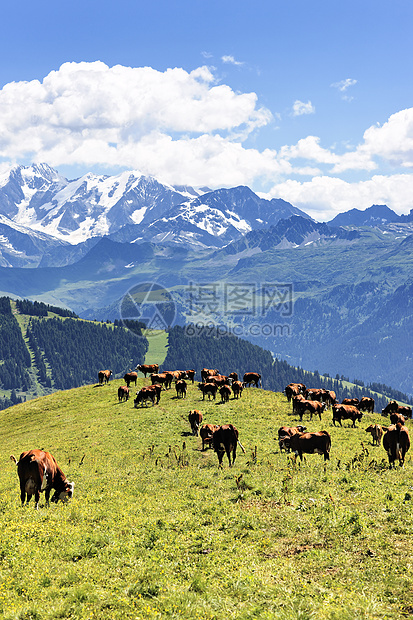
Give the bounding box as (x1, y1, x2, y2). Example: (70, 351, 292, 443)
(1, 378, 413, 620)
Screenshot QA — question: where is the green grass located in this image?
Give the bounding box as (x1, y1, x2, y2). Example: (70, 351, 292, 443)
(1, 380, 412, 619)
(144, 330, 169, 367)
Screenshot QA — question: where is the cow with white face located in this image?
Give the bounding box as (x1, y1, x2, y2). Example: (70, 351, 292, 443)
(10, 450, 74, 509)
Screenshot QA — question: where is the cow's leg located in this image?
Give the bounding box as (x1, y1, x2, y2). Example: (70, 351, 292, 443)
(45, 488, 51, 507)
(20, 482, 26, 506)
(34, 489, 40, 510)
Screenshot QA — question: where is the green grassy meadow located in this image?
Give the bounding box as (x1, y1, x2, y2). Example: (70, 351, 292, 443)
(1, 378, 412, 620)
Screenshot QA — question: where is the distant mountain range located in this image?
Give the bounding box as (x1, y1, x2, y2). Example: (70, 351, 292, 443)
(1, 163, 413, 397)
(0, 163, 309, 266)
(328, 203, 413, 227)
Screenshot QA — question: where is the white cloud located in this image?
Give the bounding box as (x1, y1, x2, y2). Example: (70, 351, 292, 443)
(292, 100, 315, 116)
(263, 174, 413, 221)
(1, 61, 413, 217)
(221, 55, 244, 66)
(331, 78, 357, 92)
(331, 78, 357, 101)
(0, 61, 278, 186)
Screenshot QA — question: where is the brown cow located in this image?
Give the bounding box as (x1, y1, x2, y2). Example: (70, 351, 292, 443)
(10, 450, 74, 509)
(243, 372, 261, 388)
(151, 372, 173, 390)
(175, 379, 187, 399)
(389, 411, 408, 425)
(118, 385, 130, 402)
(304, 388, 324, 401)
(398, 405, 412, 419)
(183, 369, 196, 383)
(383, 423, 410, 467)
(296, 399, 326, 422)
(197, 382, 218, 401)
(212, 424, 245, 467)
(219, 385, 232, 403)
(357, 397, 375, 413)
(142, 384, 162, 404)
(123, 372, 138, 388)
(200, 424, 219, 450)
(134, 387, 157, 407)
(207, 374, 230, 387)
(365, 424, 384, 446)
(382, 400, 399, 415)
(278, 425, 307, 452)
(136, 364, 159, 377)
(332, 404, 363, 428)
(292, 394, 305, 415)
(283, 431, 331, 461)
(188, 410, 203, 436)
(229, 372, 238, 382)
(342, 398, 360, 407)
(98, 369, 112, 384)
(232, 381, 244, 399)
(285, 383, 301, 403)
(201, 368, 220, 383)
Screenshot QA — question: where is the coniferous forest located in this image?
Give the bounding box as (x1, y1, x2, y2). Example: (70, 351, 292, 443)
(0, 298, 411, 412)
(0, 297, 147, 407)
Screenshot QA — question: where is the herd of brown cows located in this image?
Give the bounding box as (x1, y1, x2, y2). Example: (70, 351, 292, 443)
(10, 367, 411, 509)
(285, 382, 411, 467)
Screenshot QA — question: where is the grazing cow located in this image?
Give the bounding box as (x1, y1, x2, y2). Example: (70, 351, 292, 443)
(283, 431, 331, 461)
(219, 385, 232, 403)
(332, 404, 363, 428)
(232, 381, 244, 399)
(357, 397, 375, 414)
(201, 368, 220, 383)
(383, 423, 410, 467)
(243, 372, 261, 388)
(229, 372, 238, 382)
(200, 424, 219, 450)
(212, 424, 245, 467)
(143, 384, 162, 404)
(325, 391, 337, 407)
(10, 450, 74, 509)
(207, 374, 231, 387)
(133, 385, 160, 408)
(175, 379, 187, 399)
(285, 383, 301, 403)
(123, 372, 138, 388)
(197, 382, 218, 401)
(188, 410, 203, 436)
(134, 387, 157, 407)
(117, 385, 130, 402)
(163, 370, 185, 381)
(342, 398, 360, 407)
(365, 424, 384, 446)
(151, 372, 173, 390)
(304, 388, 324, 402)
(136, 364, 159, 377)
(296, 399, 326, 422)
(98, 369, 112, 385)
(278, 425, 307, 452)
(183, 369, 196, 383)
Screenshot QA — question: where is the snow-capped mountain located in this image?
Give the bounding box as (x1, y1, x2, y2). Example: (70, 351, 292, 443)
(0, 164, 201, 245)
(0, 164, 310, 264)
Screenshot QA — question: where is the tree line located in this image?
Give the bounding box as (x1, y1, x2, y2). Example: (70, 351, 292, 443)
(162, 325, 407, 411)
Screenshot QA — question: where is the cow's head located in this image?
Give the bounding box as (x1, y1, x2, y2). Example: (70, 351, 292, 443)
(51, 481, 74, 503)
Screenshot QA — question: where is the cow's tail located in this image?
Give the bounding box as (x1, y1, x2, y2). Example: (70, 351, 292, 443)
(10, 455, 17, 465)
(237, 440, 246, 454)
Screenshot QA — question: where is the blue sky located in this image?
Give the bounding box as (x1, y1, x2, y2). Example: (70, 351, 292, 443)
(1, 0, 412, 219)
